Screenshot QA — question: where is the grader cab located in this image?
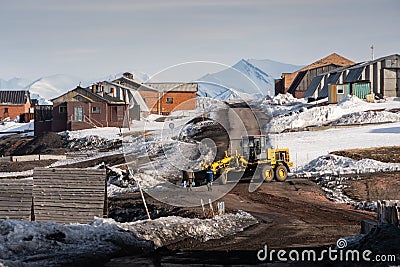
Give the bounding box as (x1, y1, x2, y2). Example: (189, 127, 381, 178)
(201, 135, 293, 184)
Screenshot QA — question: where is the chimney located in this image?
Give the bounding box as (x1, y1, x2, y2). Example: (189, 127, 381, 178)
(123, 72, 134, 80)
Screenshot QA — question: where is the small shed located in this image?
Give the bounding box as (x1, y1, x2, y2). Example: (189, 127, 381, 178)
(328, 84, 350, 104)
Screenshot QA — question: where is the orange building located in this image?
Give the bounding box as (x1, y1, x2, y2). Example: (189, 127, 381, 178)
(0, 90, 32, 121)
(143, 82, 197, 115)
(112, 74, 197, 116)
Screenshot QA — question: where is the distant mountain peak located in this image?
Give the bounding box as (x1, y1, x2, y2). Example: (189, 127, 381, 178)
(197, 58, 304, 100)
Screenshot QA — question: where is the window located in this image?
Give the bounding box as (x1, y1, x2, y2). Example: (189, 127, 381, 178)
(74, 106, 83, 121)
(92, 106, 101, 113)
(337, 85, 344, 94)
(166, 97, 173, 104)
(4, 108, 8, 114)
(59, 106, 67, 113)
(142, 97, 146, 103)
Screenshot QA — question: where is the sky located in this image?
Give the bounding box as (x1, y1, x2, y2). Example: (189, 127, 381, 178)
(0, 0, 399, 81)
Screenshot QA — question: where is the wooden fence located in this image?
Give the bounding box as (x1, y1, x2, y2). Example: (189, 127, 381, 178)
(0, 179, 33, 220)
(377, 200, 400, 228)
(33, 168, 107, 224)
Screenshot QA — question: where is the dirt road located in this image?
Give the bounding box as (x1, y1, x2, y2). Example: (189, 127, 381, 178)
(167, 179, 374, 250)
(107, 179, 376, 266)
(109, 179, 374, 251)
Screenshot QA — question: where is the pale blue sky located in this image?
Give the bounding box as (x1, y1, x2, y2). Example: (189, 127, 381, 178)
(0, 0, 399, 80)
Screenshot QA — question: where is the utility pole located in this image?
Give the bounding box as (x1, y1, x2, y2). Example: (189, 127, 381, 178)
(371, 45, 375, 61)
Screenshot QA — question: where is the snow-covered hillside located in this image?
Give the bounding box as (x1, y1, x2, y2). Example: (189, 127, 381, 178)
(197, 59, 302, 100)
(26, 74, 86, 100)
(0, 70, 150, 101)
(0, 77, 32, 89)
(247, 59, 303, 80)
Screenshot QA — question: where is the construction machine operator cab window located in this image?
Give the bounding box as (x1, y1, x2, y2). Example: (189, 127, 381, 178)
(275, 152, 286, 161)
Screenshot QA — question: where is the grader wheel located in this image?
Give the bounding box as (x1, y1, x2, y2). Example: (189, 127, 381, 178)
(261, 165, 274, 182)
(275, 165, 288, 182)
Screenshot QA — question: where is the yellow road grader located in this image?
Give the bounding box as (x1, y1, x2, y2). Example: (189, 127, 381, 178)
(201, 135, 293, 184)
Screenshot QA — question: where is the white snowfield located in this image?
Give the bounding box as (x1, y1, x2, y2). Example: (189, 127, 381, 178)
(267, 95, 400, 133)
(265, 94, 400, 169)
(0, 211, 257, 266)
(0, 120, 34, 138)
(273, 122, 400, 169)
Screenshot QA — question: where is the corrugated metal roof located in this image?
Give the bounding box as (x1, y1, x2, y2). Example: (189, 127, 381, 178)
(287, 70, 307, 94)
(303, 75, 323, 98)
(0, 90, 29, 105)
(318, 72, 342, 98)
(145, 82, 198, 92)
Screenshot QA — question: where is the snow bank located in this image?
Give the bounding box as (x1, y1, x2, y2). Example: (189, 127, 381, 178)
(268, 95, 400, 133)
(0, 121, 34, 138)
(114, 211, 258, 247)
(0, 212, 257, 266)
(298, 154, 400, 175)
(331, 110, 400, 125)
(0, 219, 152, 266)
(61, 127, 123, 141)
(270, 93, 307, 105)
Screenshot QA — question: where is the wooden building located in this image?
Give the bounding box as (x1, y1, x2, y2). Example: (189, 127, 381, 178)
(113, 73, 198, 115)
(304, 54, 400, 99)
(275, 53, 354, 98)
(144, 82, 197, 115)
(51, 86, 128, 132)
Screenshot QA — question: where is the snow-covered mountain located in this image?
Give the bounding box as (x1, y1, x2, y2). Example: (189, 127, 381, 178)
(197, 59, 303, 101)
(0, 60, 302, 102)
(27, 74, 85, 100)
(247, 59, 303, 80)
(0, 77, 32, 89)
(0, 70, 150, 102)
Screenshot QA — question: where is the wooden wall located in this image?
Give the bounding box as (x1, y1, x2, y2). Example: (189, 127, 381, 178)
(0, 179, 33, 220)
(33, 168, 107, 224)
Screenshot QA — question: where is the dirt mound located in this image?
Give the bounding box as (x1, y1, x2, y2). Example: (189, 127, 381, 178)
(12, 132, 66, 155)
(331, 146, 400, 163)
(0, 135, 32, 156)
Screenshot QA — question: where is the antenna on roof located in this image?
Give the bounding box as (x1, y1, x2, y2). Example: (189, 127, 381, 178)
(370, 45, 374, 61)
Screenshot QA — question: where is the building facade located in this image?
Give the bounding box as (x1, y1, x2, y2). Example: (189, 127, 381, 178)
(113, 73, 198, 115)
(0, 90, 32, 121)
(303, 54, 400, 99)
(275, 53, 355, 97)
(51, 86, 127, 132)
(144, 82, 197, 115)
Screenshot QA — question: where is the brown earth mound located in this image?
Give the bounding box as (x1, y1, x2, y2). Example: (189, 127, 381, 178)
(0, 135, 32, 156)
(331, 146, 400, 163)
(0, 132, 67, 156)
(12, 132, 66, 155)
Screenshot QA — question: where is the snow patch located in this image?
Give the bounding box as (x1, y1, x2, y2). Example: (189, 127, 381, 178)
(298, 154, 400, 175)
(268, 95, 400, 133)
(0, 212, 257, 265)
(113, 211, 257, 247)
